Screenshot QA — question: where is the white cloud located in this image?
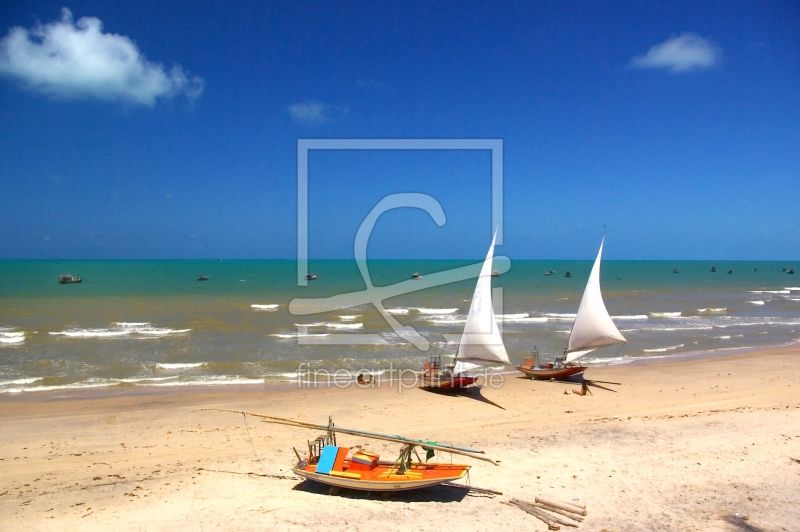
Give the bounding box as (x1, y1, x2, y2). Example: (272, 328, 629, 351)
(0, 8, 204, 105)
(289, 101, 329, 122)
(630, 33, 721, 73)
(288, 101, 348, 123)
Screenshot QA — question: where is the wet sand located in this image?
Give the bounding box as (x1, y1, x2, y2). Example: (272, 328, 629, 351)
(1, 346, 798, 531)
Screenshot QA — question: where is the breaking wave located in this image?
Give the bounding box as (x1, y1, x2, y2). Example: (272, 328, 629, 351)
(50, 322, 191, 339)
(298, 322, 364, 330)
(271, 332, 330, 339)
(156, 362, 205, 369)
(251, 304, 279, 311)
(0, 328, 26, 345)
(643, 344, 684, 353)
(649, 312, 683, 318)
(749, 290, 789, 294)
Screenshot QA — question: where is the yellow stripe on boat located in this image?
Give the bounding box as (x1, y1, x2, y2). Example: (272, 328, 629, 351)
(329, 471, 361, 479)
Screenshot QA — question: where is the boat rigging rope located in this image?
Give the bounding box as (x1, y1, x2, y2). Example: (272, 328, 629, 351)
(242, 412, 293, 479)
(599, 343, 626, 368)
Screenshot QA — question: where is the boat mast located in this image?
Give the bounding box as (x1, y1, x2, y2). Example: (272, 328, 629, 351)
(200, 408, 497, 465)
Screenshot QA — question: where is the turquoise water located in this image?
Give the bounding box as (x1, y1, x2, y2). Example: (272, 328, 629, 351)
(1, 259, 798, 394)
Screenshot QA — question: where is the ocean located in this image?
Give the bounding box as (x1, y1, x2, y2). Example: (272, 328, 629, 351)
(1, 259, 798, 394)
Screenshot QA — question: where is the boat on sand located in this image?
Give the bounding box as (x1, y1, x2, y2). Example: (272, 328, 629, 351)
(202, 409, 495, 492)
(517, 237, 626, 381)
(421, 231, 510, 390)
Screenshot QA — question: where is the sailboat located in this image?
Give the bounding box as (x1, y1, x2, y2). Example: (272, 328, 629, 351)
(421, 231, 510, 389)
(517, 237, 626, 380)
(202, 409, 496, 492)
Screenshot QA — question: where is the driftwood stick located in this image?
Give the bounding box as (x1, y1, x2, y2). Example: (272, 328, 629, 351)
(503, 501, 560, 530)
(554, 496, 586, 510)
(511, 499, 578, 528)
(533, 503, 584, 522)
(535, 495, 588, 515)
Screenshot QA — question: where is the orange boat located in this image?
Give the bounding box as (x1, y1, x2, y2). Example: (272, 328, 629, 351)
(203, 409, 495, 492)
(294, 451, 471, 491)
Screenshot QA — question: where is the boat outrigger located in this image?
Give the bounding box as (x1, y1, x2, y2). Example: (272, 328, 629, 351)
(518, 237, 626, 381)
(421, 230, 510, 390)
(201, 409, 496, 492)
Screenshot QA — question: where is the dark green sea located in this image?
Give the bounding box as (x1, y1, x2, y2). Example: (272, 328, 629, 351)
(1, 259, 798, 394)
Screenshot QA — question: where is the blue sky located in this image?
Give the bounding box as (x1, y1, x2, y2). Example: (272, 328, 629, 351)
(0, 1, 797, 260)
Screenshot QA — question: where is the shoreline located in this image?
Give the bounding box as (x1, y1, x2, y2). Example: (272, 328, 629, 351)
(3, 338, 799, 404)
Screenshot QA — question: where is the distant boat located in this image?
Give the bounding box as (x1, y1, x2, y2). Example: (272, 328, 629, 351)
(305, 274, 317, 281)
(420, 231, 509, 390)
(517, 237, 626, 381)
(727, 269, 733, 274)
(564, 271, 572, 278)
(411, 272, 422, 279)
(543, 269, 556, 276)
(491, 270, 500, 277)
(789, 269, 795, 275)
(673, 268, 679, 274)
(58, 274, 82, 284)
(710, 266, 717, 273)
(753, 268, 758, 272)
(197, 275, 209, 281)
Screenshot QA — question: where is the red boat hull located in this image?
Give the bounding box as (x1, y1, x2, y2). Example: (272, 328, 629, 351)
(419, 374, 476, 390)
(516, 365, 585, 381)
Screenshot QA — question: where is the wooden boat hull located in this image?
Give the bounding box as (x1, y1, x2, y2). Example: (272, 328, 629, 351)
(516, 365, 585, 380)
(419, 374, 476, 390)
(294, 461, 469, 492)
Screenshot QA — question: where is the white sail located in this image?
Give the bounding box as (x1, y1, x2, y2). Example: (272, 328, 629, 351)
(564, 238, 626, 364)
(454, 231, 510, 374)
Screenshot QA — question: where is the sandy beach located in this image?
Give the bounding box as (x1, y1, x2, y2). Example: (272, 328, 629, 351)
(1, 346, 798, 531)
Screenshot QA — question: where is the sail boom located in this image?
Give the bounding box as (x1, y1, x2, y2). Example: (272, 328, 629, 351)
(567, 335, 626, 353)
